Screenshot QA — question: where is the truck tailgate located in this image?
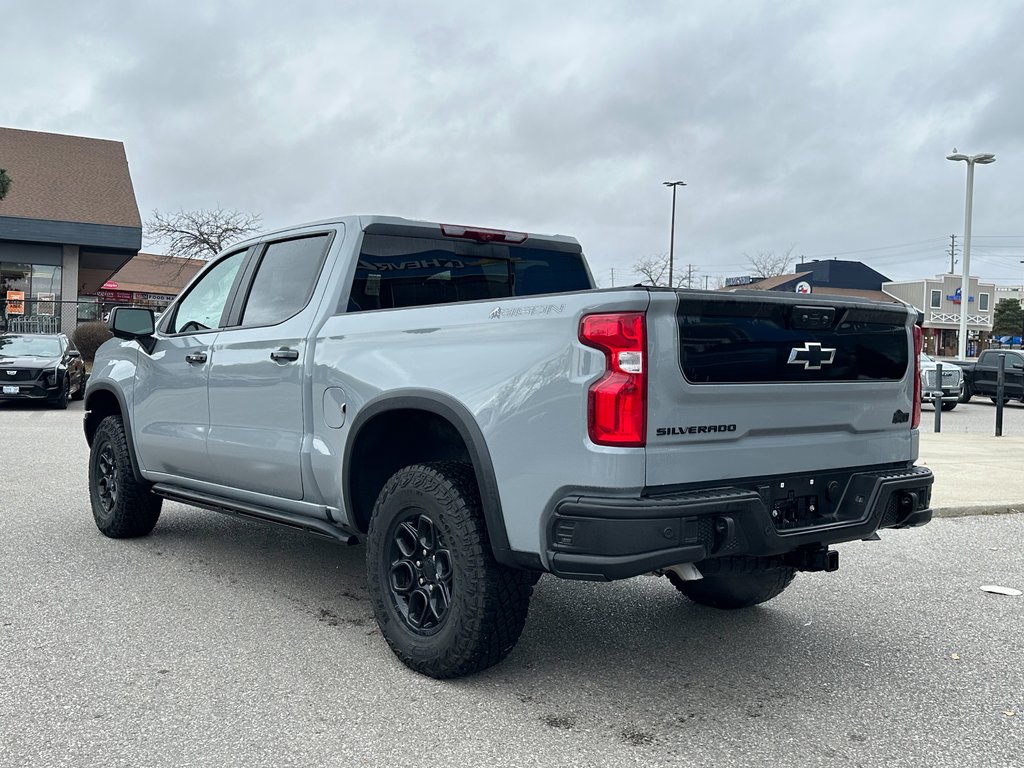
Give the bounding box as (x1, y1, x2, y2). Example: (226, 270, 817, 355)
(644, 291, 917, 488)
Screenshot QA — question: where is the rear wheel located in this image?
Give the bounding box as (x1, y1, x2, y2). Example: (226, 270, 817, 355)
(940, 401, 957, 411)
(366, 461, 533, 678)
(89, 415, 162, 537)
(668, 557, 796, 609)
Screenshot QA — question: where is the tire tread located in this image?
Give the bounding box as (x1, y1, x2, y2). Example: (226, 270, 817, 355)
(366, 461, 532, 678)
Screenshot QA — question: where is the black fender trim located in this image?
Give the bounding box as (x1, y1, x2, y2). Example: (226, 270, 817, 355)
(343, 390, 522, 570)
(84, 384, 146, 485)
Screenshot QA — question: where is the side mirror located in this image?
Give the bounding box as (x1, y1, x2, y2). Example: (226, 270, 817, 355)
(109, 306, 155, 340)
(67, 349, 81, 358)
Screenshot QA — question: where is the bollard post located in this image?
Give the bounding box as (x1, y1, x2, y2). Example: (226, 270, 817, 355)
(996, 353, 1006, 437)
(933, 362, 942, 433)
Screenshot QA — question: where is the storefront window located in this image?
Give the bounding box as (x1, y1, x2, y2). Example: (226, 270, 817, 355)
(1, 262, 63, 332)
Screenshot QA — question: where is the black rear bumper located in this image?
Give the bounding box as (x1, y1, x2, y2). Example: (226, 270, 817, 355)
(546, 465, 933, 581)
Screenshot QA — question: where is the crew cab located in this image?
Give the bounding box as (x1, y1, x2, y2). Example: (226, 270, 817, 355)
(83, 215, 934, 678)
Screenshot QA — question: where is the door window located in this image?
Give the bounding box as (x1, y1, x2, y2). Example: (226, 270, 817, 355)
(240, 234, 330, 327)
(168, 251, 246, 334)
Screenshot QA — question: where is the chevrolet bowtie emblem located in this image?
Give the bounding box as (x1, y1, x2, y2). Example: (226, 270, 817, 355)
(787, 342, 836, 370)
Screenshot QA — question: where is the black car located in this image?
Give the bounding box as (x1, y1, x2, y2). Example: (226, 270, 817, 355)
(0, 333, 87, 409)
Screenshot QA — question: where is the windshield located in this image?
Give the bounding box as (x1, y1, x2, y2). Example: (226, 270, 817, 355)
(0, 335, 62, 357)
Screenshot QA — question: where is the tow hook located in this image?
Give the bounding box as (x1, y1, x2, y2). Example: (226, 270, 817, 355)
(786, 546, 839, 572)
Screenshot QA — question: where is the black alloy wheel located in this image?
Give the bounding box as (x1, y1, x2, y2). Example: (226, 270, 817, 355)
(88, 415, 162, 538)
(50, 376, 69, 409)
(387, 512, 454, 633)
(95, 442, 119, 514)
(365, 462, 535, 678)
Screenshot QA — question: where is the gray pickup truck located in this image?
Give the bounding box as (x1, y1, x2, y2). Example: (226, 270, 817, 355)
(84, 215, 934, 678)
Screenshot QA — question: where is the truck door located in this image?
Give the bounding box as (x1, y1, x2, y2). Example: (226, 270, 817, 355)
(133, 249, 248, 481)
(206, 233, 334, 501)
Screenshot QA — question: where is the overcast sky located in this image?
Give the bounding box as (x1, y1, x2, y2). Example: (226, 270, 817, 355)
(6, 0, 1024, 287)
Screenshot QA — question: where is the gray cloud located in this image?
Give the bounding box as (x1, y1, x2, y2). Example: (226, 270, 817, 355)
(5, 0, 1024, 286)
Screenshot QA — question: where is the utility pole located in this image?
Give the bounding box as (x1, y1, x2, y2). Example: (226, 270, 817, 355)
(686, 263, 695, 289)
(948, 234, 958, 274)
(610, 268, 615, 287)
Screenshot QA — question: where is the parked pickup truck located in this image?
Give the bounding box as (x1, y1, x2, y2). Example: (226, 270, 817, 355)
(918, 353, 963, 410)
(953, 349, 1024, 403)
(84, 215, 934, 678)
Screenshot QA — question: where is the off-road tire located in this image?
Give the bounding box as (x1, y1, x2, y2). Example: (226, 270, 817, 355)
(366, 461, 533, 678)
(49, 376, 69, 410)
(89, 415, 162, 538)
(668, 556, 796, 609)
(940, 401, 957, 411)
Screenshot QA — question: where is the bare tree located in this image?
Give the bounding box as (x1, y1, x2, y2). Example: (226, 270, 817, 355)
(0, 168, 12, 201)
(743, 246, 795, 279)
(145, 208, 262, 263)
(631, 253, 690, 288)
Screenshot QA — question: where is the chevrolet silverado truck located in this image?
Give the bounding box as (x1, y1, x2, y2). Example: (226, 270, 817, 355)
(84, 215, 934, 678)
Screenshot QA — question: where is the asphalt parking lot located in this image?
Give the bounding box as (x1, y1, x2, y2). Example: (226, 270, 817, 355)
(1, 400, 1021, 767)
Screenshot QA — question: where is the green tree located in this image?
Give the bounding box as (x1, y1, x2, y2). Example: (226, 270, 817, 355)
(991, 298, 1023, 336)
(0, 168, 12, 200)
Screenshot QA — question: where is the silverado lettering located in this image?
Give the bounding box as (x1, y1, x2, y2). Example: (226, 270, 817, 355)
(656, 424, 737, 436)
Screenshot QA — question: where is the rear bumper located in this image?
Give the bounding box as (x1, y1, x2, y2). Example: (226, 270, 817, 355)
(546, 465, 933, 581)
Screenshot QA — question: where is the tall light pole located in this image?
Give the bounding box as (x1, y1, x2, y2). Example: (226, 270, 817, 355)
(663, 180, 686, 287)
(947, 152, 995, 359)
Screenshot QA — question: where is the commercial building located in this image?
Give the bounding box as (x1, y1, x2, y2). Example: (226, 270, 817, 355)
(882, 275, 996, 357)
(0, 126, 141, 333)
(92, 252, 202, 316)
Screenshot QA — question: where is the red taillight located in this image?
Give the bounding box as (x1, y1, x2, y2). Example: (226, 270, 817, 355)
(440, 223, 528, 244)
(912, 325, 923, 428)
(579, 312, 646, 447)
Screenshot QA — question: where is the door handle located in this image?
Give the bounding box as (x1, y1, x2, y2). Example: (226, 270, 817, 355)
(185, 352, 208, 364)
(270, 348, 299, 362)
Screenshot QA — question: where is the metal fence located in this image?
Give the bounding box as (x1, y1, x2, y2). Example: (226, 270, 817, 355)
(0, 298, 105, 335)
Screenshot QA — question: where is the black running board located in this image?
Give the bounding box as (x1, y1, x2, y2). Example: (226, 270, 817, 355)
(151, 483, 359, 545)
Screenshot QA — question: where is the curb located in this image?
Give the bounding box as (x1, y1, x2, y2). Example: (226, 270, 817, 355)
(932, 505, 1023, 519)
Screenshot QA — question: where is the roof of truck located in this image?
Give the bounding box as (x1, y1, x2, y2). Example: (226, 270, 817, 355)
(229, 215, 582, 251)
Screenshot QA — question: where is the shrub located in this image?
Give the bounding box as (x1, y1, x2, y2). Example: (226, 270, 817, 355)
(72, 321, 113, 363)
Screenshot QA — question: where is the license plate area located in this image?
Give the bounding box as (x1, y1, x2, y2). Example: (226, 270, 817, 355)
(756, 471, 859, 531)
(2, 385, 19, 395)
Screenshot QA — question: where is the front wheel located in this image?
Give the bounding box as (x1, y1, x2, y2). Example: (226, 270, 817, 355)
(365, 462, 533, 678)
(49, 376, 69, 410)
(940, 401, 958, 411)
(89, 415, 162, 537)
(668, 557, 796, 609)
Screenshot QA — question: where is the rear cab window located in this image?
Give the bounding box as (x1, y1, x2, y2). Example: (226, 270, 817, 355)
(345, 231, 591, 312)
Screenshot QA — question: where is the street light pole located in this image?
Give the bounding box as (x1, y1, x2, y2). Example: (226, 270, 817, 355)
(947, 152, 995, 359)
(663, 181, 686, 288)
